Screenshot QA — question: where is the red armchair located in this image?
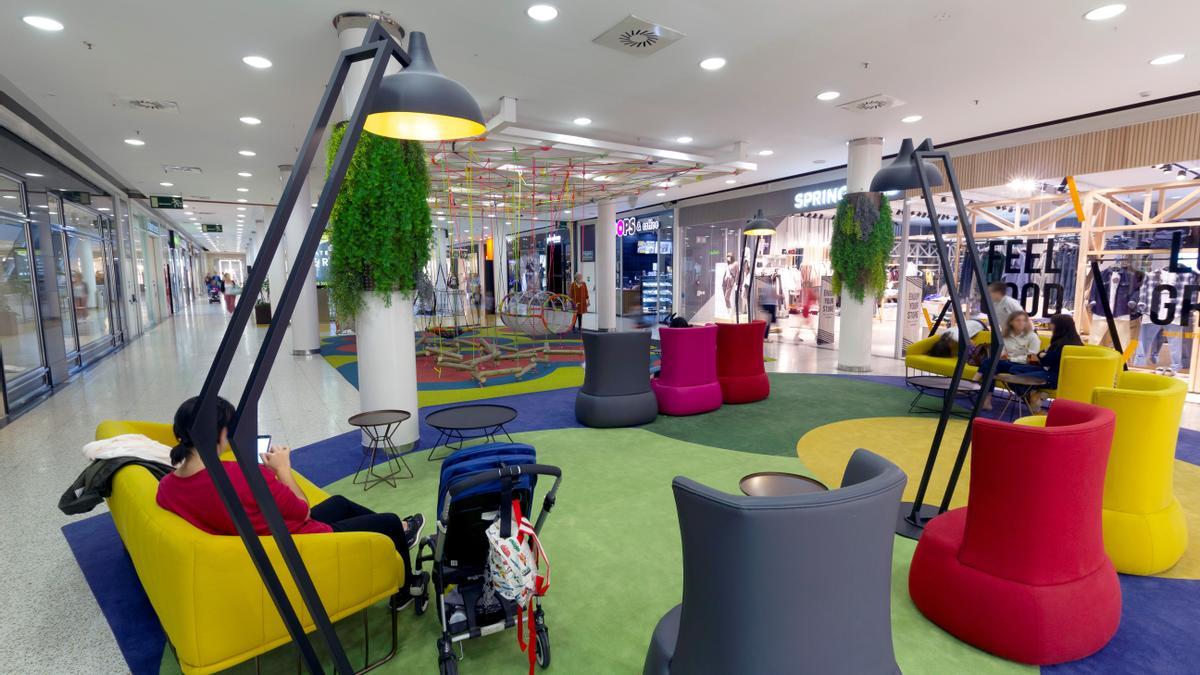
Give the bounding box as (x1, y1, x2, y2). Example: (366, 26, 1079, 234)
(651, 324, 723, 416)
(907, 399, 1120, 665)
(716, 321, 770, 403)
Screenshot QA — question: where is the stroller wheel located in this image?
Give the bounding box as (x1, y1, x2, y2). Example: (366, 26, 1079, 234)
(438, 638, 458, 675)
(413, 574, 430, 616)
(535, 625, 551, 668)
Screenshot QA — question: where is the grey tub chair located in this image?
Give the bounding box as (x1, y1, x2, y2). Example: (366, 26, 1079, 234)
(575, 330, 658, 427)
(644, 449, 907, 675)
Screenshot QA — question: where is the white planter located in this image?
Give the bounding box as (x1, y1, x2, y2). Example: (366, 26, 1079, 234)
(356, 291, 420, 446)
(837, 287, 875, 372)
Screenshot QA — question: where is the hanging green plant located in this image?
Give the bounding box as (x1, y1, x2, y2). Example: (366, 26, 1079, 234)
(830, 192, 894, 302)
(326, 121, 432, 321)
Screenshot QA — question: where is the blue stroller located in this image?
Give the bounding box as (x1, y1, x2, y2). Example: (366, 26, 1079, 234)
(413, 442, 562, 675)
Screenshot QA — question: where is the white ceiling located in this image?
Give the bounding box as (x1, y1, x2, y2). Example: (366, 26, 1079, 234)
(2, 0, 1200, 252)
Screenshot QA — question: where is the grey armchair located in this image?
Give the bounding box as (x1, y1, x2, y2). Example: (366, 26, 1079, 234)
(575, 330, 658, 427)
(644, 449, 906, 675)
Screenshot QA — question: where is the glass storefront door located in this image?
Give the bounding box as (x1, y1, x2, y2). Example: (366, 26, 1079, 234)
(0, 174, 46, 399)
(62, 202, 117, 356)
(617, 211, 674, 327)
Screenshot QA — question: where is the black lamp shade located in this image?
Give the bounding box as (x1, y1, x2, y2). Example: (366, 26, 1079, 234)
(743, 208, 776, 236)
(363, 32, 486, 141)
(869, 138, 944, 192)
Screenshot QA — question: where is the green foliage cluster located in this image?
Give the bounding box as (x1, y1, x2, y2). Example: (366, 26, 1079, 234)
(830, 194, 894, 302)
(326, 122, 432, 320)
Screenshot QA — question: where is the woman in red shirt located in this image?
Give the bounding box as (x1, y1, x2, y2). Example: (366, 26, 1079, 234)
(158, 396, 426, 609)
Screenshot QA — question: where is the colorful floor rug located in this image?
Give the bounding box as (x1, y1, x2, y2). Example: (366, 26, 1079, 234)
(63, 373, 1200, 674)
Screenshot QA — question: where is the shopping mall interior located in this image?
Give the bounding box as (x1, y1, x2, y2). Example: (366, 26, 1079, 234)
(3, 2, 1200, 674)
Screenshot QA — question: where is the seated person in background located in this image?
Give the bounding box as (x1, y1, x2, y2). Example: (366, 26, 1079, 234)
(987, 281, 1024, 332)
(927, 318, 985, 358)
(1001, 314, 1083, 411)
(158, 396, 426, 610)
(978, 310, 1040, 409)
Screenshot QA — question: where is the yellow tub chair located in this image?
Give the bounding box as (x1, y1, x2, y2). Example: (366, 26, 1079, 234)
(95, 420, 403, 674)
(1091, 373, 1189, 575)
(1047, 345, 1121, 403)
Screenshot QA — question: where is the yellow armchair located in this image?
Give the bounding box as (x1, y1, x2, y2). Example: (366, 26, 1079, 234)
(96, 421, 402, 674)
(905, 331, 1050, 381)
(1091, 372, 1188, 575)
(1048, 345, 1120, 403)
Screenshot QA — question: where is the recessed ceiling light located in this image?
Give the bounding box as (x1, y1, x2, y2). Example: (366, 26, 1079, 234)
(758, 149, 774, 157)
(725, 179, 737, 184)
(238, 150, 256, 157)
(527, 4, 558, 21)
(699, 57, 726, 71)
(564, 209, 572, 214)
(25, 172, 43, 177)
(1, 196, 14, 200)
(236, 206, 246, 211)
(242, 55, 272, 69)
(437, 216, 446, 221)
(901, 115, 923, 123)
(97, 207, 110, 211)
(159, 182, 174, 187)
(236, 187, 249, 193)
(1150, 53, 1185, 66)
(1084, 4, 1126, 21)
(816, 91, 841, 101)
(237, 172, 252, 178)
(573, 117, 592, 126)
(676, 136, 693, 144)
(237, 198, 248, 203)
(436, 211, 445, 215)
(22, 16, 63, 31)
(656, 192, 666, 197)
(311, 203, 318, 208)
(239, 116, 261, 125)
(124, 138, 145, 146)
(183, 211, 194, 215)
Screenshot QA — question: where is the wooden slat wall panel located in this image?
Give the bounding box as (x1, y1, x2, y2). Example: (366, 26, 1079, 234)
(905, 112, 1200, 198)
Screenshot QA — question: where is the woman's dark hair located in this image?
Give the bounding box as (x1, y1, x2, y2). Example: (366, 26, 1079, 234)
(171, 396, 236, 465)
(668, 316, 691, 328)
(1048, 314, 1083, 350)
(928, 333, 955, 358)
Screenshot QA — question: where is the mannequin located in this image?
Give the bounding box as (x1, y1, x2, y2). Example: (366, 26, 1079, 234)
(1135, 265, 1195, 373)
(1089, 259, 1143, 347)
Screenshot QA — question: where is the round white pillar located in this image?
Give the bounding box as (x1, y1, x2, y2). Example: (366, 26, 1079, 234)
(595, 199, 617, 331)
(279, 164, 321, 354)
(335, 13, 420, 446)
(837, 137, 884, 372)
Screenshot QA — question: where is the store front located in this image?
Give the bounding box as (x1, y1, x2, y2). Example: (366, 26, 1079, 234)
(574, 208, 675, 329)
(130, 204, 170, 330)
(506, 223, 571, 296)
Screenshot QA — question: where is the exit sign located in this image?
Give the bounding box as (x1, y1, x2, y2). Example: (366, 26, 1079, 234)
(202, 223, 223, 233)
(150, 195, 183, 209)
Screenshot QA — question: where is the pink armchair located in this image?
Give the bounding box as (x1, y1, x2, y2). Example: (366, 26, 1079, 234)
(651, 324, 723, 416)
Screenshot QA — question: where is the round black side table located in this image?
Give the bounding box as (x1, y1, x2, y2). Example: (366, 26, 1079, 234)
(347, 409, 413, 490)
(425, 404, 518, 461)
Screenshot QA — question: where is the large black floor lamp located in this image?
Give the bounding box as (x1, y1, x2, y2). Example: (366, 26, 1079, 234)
(185, 22, 484, 674)
(734, 209, 777, 322)
(870, 139, 1002, 539)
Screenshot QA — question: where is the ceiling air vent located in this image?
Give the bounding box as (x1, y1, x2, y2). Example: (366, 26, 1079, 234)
(162, 165, 203, 174)
(838, 94, 906, 113)
(593, 15, 685, 56)
(115, 97, 180, 113)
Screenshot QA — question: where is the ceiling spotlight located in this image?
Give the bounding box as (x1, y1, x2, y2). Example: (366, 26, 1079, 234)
(239, 116, 262, 125)
(242, 55, 272, 69)
(183, 211, 194, 215)
(236, 187, 249, 192)
(564, 209, 572, 214)
(159, 182, 174, 187)
(725, 179, 737, 184)
(527, 4, 558, 21)
(1084, 4, 1126, 21)
(816, 91, 841, 101)
(758, 149, 774, 156)
(656, 192, 666, 197)
(1150, 53, 1185, 66)
(22, 16, 63, 31)
(238, 171, 252, 177)
(573, 117, 592, 126)
(236, 206, 246, 211)
(1161, 164, 1174, 173)
(506, 221, 512, 225)
(1178, 170, 1188, 181)
(124, 138, 145, 146)
(699, 57, 726, 71)
(901, 115, 923, 123)
(238, 150, 256, 157)
(236, 198, 248, 203)
(25, 172, 43, 177)
(437, 216, 446, 221)
(676, 136, 693, 144)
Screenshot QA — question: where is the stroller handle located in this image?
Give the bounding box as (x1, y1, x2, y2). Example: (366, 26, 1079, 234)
(445, 463, 561, 500)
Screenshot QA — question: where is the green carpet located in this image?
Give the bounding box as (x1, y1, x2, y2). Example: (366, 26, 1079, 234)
(645, 373, 957, 457)
(187, 425, 1025, 674)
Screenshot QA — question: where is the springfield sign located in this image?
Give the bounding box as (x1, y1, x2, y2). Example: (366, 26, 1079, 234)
(795, 185, 848, 211)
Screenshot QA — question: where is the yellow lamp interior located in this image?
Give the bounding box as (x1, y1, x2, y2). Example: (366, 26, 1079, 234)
(743, 227, 776, 236)
(363, 111, 485, 141)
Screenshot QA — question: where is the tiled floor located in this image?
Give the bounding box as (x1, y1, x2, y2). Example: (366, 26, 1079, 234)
(3, 300, 1199, 673)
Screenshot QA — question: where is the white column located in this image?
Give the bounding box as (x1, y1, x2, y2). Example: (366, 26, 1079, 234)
(493, 228, 508, 307)
(837, 137, 883, 372)
(596, 199, 617, 331)
(477, 237, 488, 320)
(279, 165, 321, 354)
(335, 14, 419, 445)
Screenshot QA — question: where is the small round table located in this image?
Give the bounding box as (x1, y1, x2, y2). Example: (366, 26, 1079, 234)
(740, 472, 829, 496)
(347, 409, 413, 490)
(905, 375, 981, 416)
(426, 404, 518, 461)
(993, 372, 1048, 420)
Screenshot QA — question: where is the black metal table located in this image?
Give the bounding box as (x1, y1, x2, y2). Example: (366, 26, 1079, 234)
(905, 375, 981, 415)
(347, 409, 413, 490)
(993, 372, 1048, 420)
(426, 403, 518, 461)
(740, 472, 828, 496)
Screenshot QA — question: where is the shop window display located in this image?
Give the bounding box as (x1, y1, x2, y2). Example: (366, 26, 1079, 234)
(507, 225, 571, 296)
(616, 211, 673, 327)
(0, 176, 45, 386)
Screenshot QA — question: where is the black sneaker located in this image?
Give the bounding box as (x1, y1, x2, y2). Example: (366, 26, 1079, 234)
(389, 591, 413, 612)
(403, 514, 425, 550)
